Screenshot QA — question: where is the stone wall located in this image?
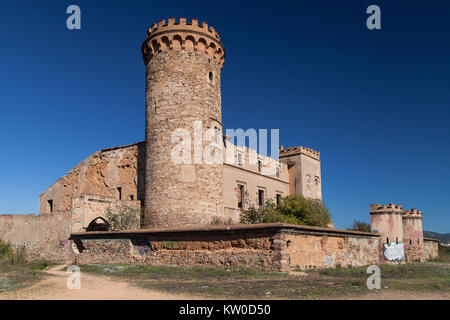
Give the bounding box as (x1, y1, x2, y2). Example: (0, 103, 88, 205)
(423, 238, 439, 261)
(0, 212, 72, 262)
(72, 194, 141, 232)
(284, 231, 380, 269)
(70, 224, 380, 271)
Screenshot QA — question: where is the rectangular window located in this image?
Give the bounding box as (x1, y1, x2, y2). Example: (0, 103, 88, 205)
(237, 184, 245, 208)
(237, 152, 243, 166)
(276, 194, 282, 206)
(117, 187, 122, 200)
(258, 160, 262, 173)
(47, 200, 53, 213)
(258, 189, 265, 207)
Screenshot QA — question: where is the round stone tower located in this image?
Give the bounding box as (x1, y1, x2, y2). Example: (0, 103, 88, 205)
(370, 203, 404, 244)
(402, 208, 424, 261)
(141, 18, 225, 227)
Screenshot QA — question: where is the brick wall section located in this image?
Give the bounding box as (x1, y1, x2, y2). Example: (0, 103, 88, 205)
(70, 224, 380, 271)
(0, 212, 72, 262)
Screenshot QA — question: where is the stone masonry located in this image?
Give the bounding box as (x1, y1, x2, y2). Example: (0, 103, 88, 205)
(142, 18, 226, 227)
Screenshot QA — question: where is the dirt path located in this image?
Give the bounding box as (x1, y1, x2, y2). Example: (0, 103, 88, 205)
(0, 265, 201, 300)
(1, 265, 448, 300)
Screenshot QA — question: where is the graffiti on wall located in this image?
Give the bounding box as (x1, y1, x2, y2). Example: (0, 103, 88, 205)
(383, 242, 405, 262)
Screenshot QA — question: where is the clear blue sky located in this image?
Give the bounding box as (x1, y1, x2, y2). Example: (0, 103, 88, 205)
(0, 0, 449, 232)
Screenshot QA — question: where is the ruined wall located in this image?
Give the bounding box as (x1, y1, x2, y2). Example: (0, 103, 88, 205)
(284, 231, 380, 269)
(39, 142, 145, 215)
(0, 212, 72, 262)
(70, 224, 380, 271)
(423, 238, 439, 261)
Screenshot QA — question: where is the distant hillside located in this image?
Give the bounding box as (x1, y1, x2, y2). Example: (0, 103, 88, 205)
(423, 231, 450, 244)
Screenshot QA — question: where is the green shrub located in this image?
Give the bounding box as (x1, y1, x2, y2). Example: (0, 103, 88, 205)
(105, 205, 141, 231)
(240, 195, 332, 228)
(0, 241, 13, 258)
(350, 220, 372, 232)
(210, 216, 235, 226)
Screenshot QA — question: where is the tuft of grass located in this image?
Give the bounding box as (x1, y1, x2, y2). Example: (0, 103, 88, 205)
(0, 240, 52, 292)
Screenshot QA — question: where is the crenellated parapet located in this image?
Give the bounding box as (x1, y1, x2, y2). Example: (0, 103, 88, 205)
(370, 203, 404, 215)
(403, 208, 423, 219)
(279, 145, 320, 161)
(142, 17, 225, 67)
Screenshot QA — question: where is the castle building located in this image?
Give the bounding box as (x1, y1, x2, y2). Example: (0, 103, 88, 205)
(0, 18, 439, 270)
(38, 18, 322, 231)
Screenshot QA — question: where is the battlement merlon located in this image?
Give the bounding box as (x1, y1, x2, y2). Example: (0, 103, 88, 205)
(369, 203, 404, 214)
(142, 17, 225, 67)
(279, 145, 320, 161)
(403, 208, 423, 218)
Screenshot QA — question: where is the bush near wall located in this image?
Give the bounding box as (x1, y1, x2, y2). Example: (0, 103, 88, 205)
(240, 195, 332, 228)
(105, 205, 141, 231)
(350, 220, 372, 233)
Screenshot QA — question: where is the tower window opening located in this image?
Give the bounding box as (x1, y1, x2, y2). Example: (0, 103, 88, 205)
(48, 200, 53, 213)
(386, 237, 389, 244)
(258, 160, 262, 173)
(209, 71, 213, 82)
(129, 195, 134, 200)
(117, 187, 122, 200)
(214, 126, 220, 145)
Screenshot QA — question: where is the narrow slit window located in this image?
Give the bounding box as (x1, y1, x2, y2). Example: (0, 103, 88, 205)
(48, 200, 53, 213)
(237, 185, 244, 208)
(117, 187, 122, 200)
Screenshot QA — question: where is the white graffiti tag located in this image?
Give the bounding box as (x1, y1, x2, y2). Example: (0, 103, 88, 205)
(383, 242, 405, 262)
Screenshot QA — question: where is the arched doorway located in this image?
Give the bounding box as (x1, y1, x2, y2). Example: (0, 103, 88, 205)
(86, 217, 111, 231)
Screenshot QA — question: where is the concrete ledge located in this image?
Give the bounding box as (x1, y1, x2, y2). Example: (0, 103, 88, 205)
(71, 223, 380, 239)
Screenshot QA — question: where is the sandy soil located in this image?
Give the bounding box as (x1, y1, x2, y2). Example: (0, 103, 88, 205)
(0, 265, 200, 300)
(0, 265, 448, 300)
